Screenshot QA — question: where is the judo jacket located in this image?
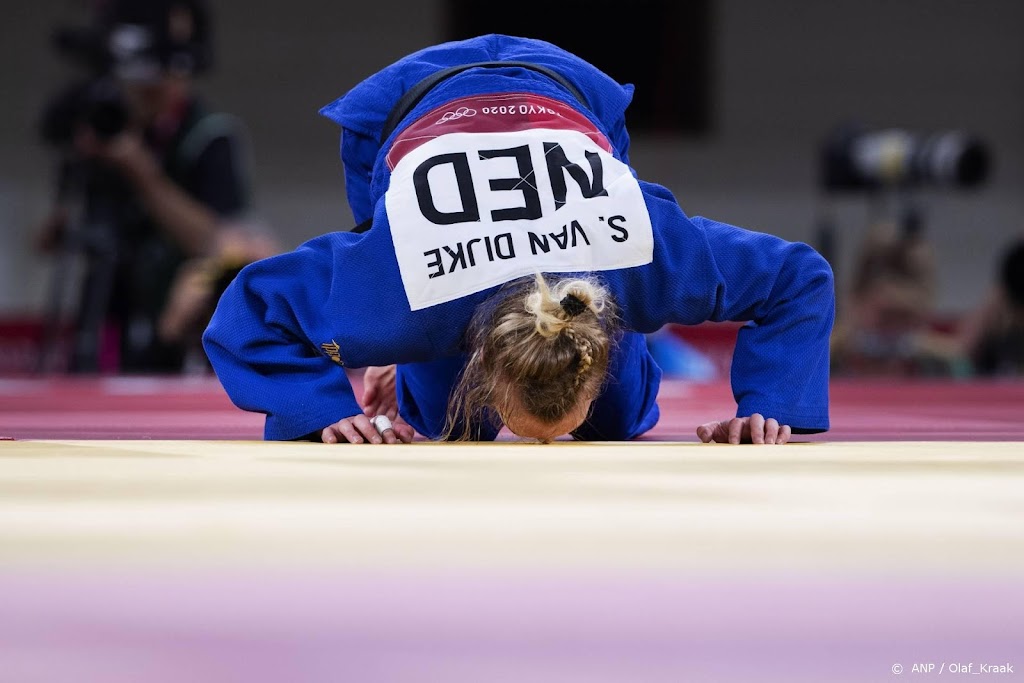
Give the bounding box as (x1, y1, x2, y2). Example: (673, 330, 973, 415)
(202, 34, 835, 441)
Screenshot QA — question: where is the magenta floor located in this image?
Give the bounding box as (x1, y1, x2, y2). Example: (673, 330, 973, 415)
(2, 375, 1023, 441)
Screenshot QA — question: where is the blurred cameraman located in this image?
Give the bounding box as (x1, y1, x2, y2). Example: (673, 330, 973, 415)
(830, 209, 941, 376)
(36, 0, 252, 374)
(821, 124, 991, 377)
(956, 237, 1024, 376)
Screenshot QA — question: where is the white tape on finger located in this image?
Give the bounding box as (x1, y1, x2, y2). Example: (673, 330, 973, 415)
(371, 415, 394, 435)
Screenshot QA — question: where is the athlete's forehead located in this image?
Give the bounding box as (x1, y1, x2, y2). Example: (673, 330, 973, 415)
(498, 395, 590, 443)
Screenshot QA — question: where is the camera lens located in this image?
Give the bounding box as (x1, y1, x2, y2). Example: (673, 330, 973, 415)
(918, 132, 988, 188)
(822, 125, 991, 191)
(84, 79, 128, 140)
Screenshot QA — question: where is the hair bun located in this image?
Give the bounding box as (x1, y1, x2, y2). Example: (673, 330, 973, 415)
(560, 294, 588, 317)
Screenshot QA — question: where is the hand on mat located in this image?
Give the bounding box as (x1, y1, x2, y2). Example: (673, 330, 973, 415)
(362, 365, 399, 420)
(697, 414, 792, 445)
(321, 413, 414, 444)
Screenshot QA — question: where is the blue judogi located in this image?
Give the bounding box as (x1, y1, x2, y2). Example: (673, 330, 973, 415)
(203, 35, 834, 441)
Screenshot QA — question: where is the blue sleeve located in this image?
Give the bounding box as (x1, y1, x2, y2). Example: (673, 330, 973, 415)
(201, 245, 363, 441)
(618, 182, 834, 432)
(688, 215, 835, 433)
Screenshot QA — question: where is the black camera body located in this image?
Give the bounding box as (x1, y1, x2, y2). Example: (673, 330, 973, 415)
(40, 0, 211, 147)
(821, 124, 991, 192)
(40, 77, 130, 146)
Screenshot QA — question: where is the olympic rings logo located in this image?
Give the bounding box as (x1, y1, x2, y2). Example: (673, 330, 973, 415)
(437, 107, 477, 124)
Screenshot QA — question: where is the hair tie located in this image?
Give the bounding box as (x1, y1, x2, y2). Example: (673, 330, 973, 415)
(560, 294, 588, 317)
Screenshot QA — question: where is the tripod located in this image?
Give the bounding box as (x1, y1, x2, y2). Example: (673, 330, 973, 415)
(36, 157, 126, 374)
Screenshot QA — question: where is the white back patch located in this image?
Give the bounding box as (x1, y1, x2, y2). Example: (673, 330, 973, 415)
(385, 129, 653, 310)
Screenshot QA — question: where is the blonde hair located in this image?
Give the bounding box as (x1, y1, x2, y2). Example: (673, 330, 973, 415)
(443, 273, 618, 440)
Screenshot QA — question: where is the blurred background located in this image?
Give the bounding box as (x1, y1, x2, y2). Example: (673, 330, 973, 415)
(1, 8, 1022, 679)
(1, 0, 1022, 379)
